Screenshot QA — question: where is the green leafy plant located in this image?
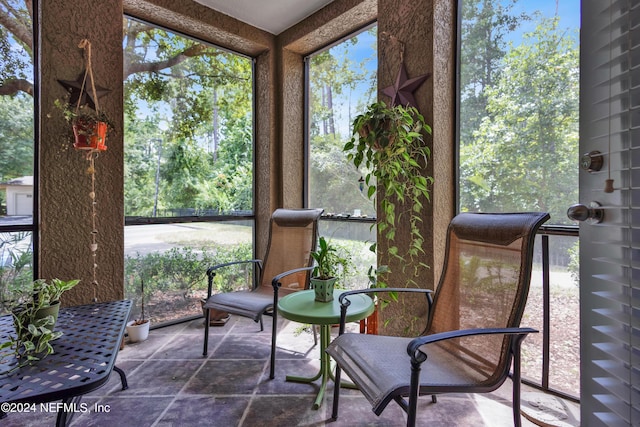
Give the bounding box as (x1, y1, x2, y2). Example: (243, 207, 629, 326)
(0, 278, 79, 373)
(130, 278, 148, 326)
(0, 232, 34, 315)
(311, 237, 352, 281)
(344, 101, 433, 280)
(54, 99, 115, 135)
(33, 278, 80, 306)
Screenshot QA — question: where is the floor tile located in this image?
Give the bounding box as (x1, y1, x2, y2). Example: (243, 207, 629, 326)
(3, 314, 579, 426)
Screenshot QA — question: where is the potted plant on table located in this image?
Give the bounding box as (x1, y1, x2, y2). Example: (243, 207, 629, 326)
(31, 278, 81, 325)
(0, 278, 80, 373)
(310, 237, 351, 302)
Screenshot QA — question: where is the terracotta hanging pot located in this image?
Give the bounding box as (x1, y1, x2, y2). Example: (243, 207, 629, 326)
(73, 119, 108, 151)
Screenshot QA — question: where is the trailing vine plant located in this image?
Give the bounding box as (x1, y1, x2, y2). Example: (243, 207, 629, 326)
(344, 100, 433, 285)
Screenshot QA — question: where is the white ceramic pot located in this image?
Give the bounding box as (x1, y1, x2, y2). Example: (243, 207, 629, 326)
(126, 319, 150, 343)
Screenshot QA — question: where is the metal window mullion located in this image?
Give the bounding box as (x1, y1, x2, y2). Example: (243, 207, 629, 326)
(542, 234, 551, 390)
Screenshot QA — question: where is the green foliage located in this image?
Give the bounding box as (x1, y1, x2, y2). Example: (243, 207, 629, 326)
(0, 94, 33, 182)
(308, 27, 377, 217)
(567, 240, 579, 286)
(124, 243, 253, 305)
(459, 0, 530, 145)
(344, 101, 433, 270)
(459, 15, 579, 225)
(54, 98, 115, 134)
(0, 302, 61, 374)
(0, 232, 33, 314)
(122, 18, 254, 217)
(2, 278, 79, 310)
(0, 1, 32, 89)
(0, 277, 78, 373)
(311, 237, 353, 281)
(32, 278, 80, 305)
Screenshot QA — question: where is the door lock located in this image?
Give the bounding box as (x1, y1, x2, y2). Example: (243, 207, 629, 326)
(567, 201, 604, 224)
(580, 151, 604, 172)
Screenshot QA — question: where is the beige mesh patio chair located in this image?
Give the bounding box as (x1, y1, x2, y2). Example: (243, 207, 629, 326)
(327, 212, 550, 427)
(202, 208, 323, 379)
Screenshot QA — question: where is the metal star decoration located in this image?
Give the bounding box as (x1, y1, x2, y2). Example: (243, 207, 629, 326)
(381, 63, 430, 108)
(58, 71, 111, 110)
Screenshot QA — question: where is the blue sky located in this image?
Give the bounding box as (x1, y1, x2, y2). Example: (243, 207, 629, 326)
(320, 0, 581, 137)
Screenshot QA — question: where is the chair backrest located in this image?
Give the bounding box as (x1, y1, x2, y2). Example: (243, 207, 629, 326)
(259, 208, 323, 295)
(426, 212, 549, 382)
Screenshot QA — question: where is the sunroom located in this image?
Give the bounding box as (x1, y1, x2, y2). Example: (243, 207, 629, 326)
(1, 0, 637, 426)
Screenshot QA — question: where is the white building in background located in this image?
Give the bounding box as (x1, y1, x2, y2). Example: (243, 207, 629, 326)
(0, 176, 33, 216)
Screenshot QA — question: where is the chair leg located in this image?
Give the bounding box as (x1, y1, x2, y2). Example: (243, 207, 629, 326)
(312, 324, 318, 346)
(270, 310, 277, 379)
(331, 364, 342, 420)
(259, 315, 264, 332)
(512, 340, 524, 427)
(407, 360, 421, 427)
(203, 307, 210, 357)
(113, 365, 128, 390)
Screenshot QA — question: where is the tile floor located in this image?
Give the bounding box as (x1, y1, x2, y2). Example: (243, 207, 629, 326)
(2, 314, 578, 426)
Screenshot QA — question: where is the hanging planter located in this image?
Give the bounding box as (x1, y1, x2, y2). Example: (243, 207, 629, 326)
(55, 39, 114, 304)
(57, 39, 114, 154)
(73, 118, 108, 151)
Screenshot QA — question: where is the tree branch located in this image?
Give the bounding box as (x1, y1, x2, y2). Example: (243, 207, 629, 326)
(124, 43, 208, 78)
(0, 0, 33, 53)
(0, 78, 33, 96)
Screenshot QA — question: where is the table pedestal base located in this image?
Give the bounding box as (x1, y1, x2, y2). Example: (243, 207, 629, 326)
(285, 325, 357, 409)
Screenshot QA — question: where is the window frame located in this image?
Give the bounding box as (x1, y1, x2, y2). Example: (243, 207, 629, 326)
(122, 14, 257, 230)
(0, 0, 39, 278)
(303, 20, 377, 220)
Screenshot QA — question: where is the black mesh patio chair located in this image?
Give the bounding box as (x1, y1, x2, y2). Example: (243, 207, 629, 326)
(202, 208, 323, 379)
(327, 212, 550, 427)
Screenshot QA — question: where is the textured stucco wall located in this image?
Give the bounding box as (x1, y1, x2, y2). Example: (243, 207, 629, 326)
(39, 0, 125, 305)
(281, 0, 377, 55)
(279, 48, 305, 208)
(432, 0, 456, 285)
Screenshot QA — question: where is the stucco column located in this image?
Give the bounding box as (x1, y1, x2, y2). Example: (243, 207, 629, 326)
(377, 0, 455, 335)
(39, 0, 124, 305)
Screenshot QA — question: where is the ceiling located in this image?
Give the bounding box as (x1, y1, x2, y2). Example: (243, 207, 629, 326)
(194, 0, 336, 35)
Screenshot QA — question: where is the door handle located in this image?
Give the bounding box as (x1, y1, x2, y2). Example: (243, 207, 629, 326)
(567, 202, 603, 224)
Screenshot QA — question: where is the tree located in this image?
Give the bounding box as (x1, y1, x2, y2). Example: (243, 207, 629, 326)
(0, 0, 33, 97)
(308, 27, 377, 216)
(0, 94, 32, 180)
(1, 4, 254, 219)
(122, 18, 253, 216)
(459, 0, 529, 145)
(460, 16, 579, 223)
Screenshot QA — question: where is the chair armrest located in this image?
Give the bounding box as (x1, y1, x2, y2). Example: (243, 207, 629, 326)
(206, 259, 263, 297)
(269, 266, 315, 318)
(271, 266, 315, 291)
(336, 288, 434, 334)
(338, 287, 433, 304)
(407, 327, 538, 364)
